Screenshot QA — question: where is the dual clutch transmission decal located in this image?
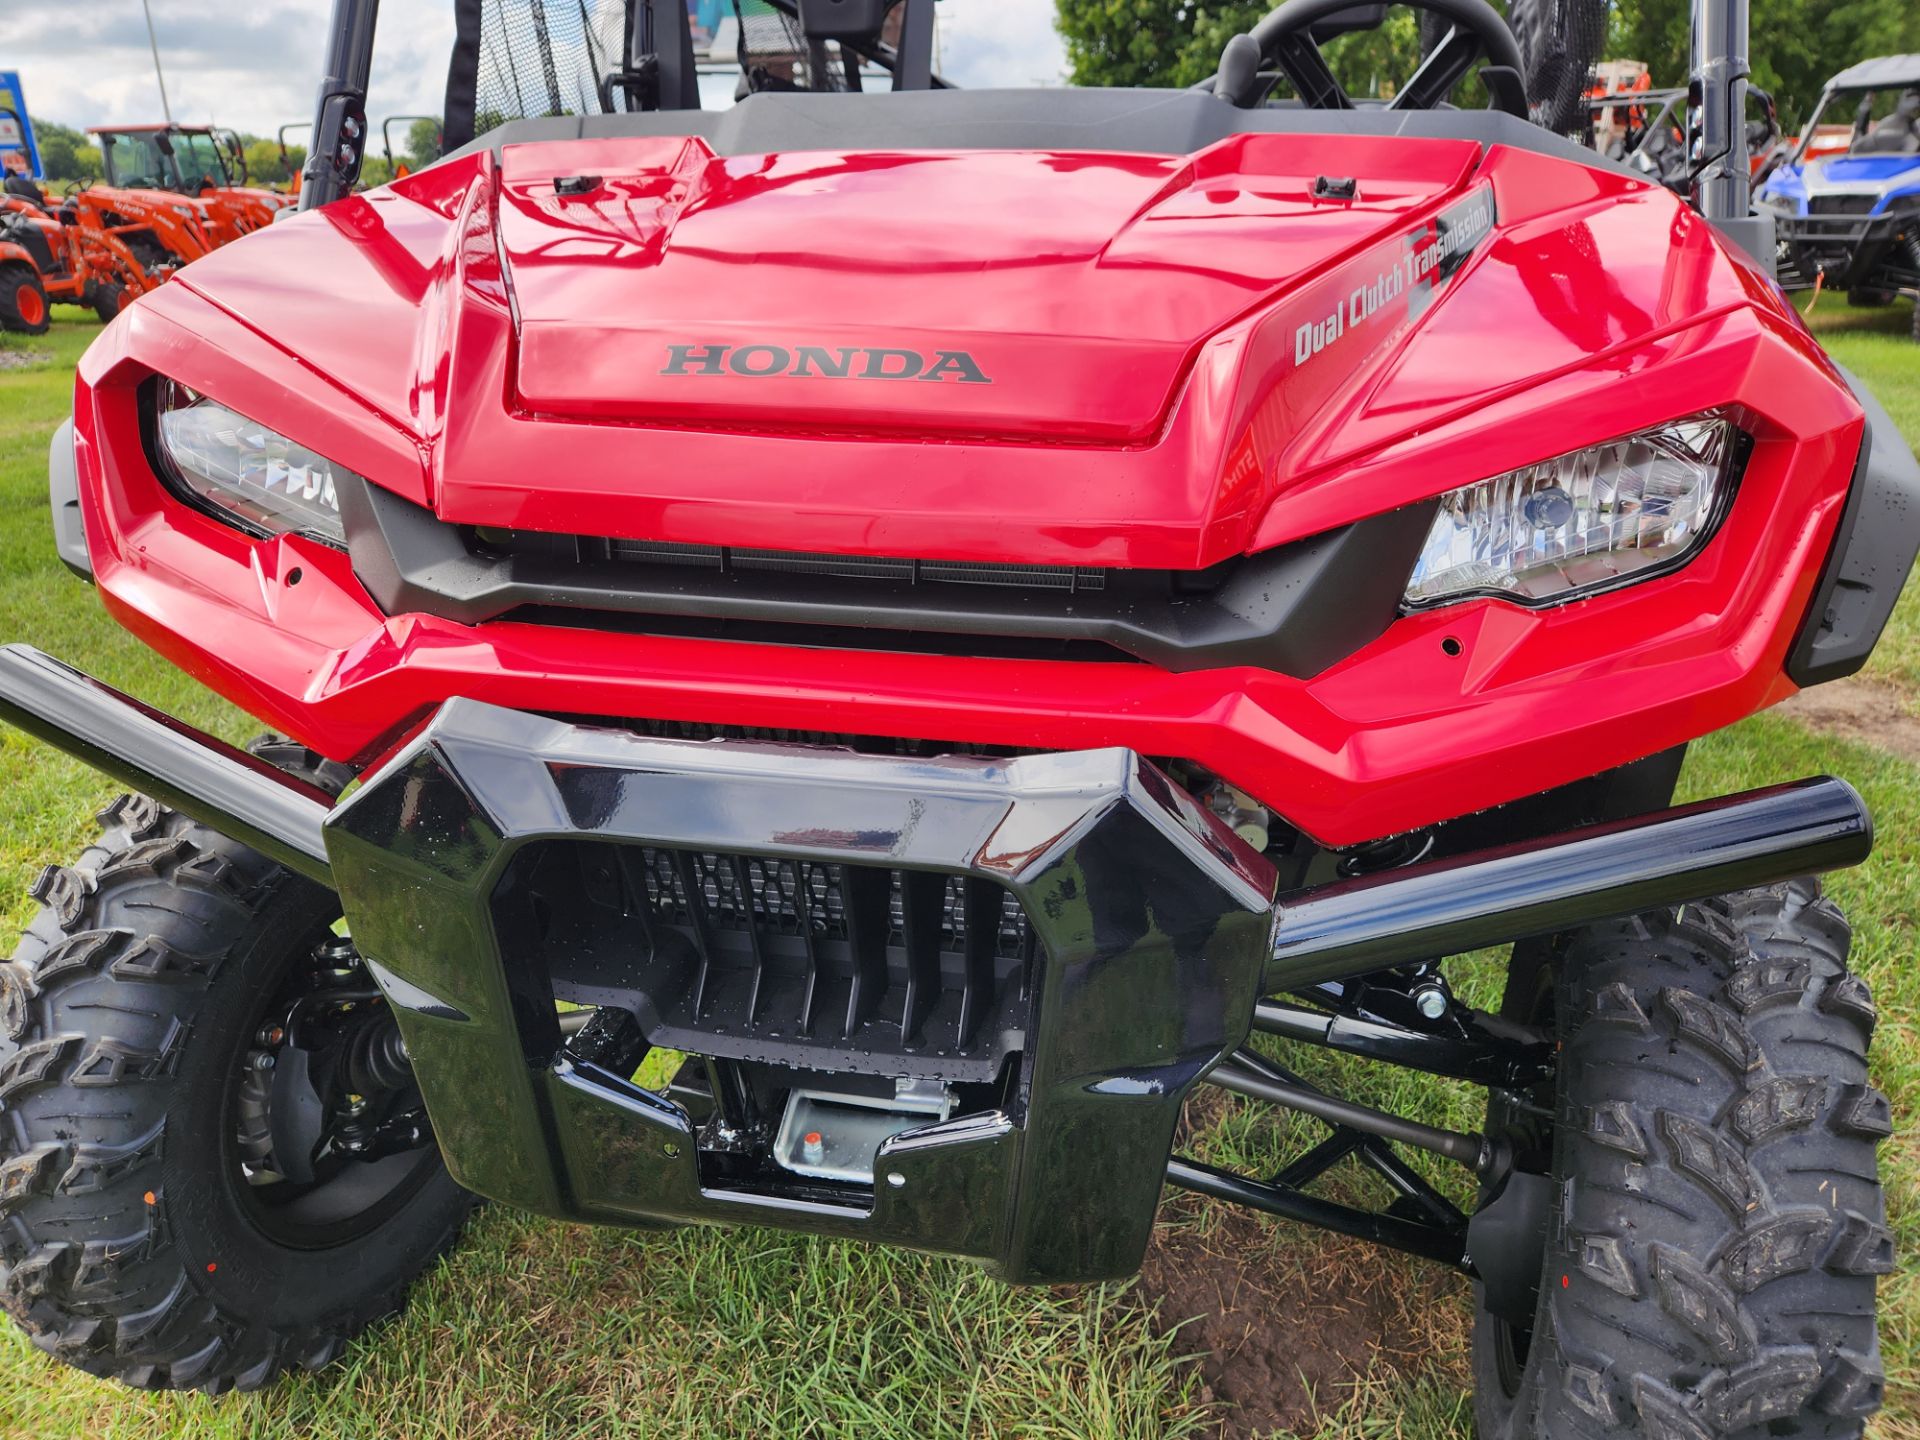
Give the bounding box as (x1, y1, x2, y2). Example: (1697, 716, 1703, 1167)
(1292, 184, 1497, 371)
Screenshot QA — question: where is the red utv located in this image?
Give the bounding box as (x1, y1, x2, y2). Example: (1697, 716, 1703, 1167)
(0, 0, 1911, 1433)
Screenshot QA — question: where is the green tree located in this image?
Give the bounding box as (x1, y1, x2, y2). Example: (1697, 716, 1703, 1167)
(1059, 0, 1912, 123)
(242, 136, 309, 187)
(1056, 2, 1441, 98)
(1611, 0, 1911, 122)
(404, 117, 444, 170)
(26, 118, 101, 184)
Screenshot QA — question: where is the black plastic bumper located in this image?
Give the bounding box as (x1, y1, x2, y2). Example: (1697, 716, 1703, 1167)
(1787, 367, 1920, 687)
(322, 700, 1278, 1283)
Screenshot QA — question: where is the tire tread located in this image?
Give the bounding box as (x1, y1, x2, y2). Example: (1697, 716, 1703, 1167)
(1475, 880, 1887, 1438)
(0, 789, 472, 1393)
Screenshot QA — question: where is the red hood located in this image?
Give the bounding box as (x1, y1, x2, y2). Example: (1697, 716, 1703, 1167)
(492, 135, 1477, 443)
(158, 129, 1754, 567)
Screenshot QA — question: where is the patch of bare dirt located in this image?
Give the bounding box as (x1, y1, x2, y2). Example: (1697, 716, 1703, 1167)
(0, 347, 52, 371)
(1775, 674, 1920, 764)
(1136, 1204, 1469, 1438)
(1137, 1087, 1470, 1435)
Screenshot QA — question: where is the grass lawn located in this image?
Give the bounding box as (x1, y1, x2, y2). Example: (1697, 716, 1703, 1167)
(0, 294, 1916, 1438)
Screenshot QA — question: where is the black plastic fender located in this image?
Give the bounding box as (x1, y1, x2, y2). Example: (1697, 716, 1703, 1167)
(1788, 365, 1920, 686)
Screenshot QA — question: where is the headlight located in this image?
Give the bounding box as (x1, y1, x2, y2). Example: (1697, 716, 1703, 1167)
(1403, 414, 1739, 609)
(152, 380, 349, 546)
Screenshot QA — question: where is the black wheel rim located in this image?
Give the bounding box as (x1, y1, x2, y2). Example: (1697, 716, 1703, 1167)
(223, 922, 441, 1250)
(1491, 1284, 1533, 1392)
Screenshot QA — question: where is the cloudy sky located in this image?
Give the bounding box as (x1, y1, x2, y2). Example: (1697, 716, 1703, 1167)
(6, 0, 1066, 138)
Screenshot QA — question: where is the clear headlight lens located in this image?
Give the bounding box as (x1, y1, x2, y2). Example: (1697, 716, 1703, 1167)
(153, 380, 349, 546)
(1404, 414, 1738, 608)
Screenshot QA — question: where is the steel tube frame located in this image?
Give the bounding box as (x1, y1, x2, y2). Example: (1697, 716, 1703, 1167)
(1266, 777, 1871, 992)
(1207, 1056, 1488, 1170)
(1166, 1156, 1469, 1267)
(1175, 1044, 1480, 1269)
(1251, 997, 1554, 1088)
(0, 645, 333, 884)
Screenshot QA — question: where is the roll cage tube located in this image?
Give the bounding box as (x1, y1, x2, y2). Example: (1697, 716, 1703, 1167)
(94, 132, 121, 189)
(381, 116, 443, 174)
(299, 0, 378, 210)
(1690, 0, 1775, 271)
(1785, 87, 1833, 164)
(1692, 0, 1752, 221)
(277, 122, 312, 172)
(215, 128, 248, 185)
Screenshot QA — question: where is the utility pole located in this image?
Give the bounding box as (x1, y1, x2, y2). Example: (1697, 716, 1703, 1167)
(141, 0, 174, 124)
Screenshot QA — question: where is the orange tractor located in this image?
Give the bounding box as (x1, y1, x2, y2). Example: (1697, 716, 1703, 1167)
(82, 124, 292, 259)
(0, 186, 159, 333)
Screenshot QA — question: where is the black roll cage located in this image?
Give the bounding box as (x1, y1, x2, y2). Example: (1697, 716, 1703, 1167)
(300, 0, 941, 209)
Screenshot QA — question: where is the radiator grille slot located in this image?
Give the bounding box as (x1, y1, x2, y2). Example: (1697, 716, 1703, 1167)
(512, 840, 1037, 1079)
(637, 851, 1033, 1043)
(482, 529, 1108, 594)
(608, 539, 1106, 592)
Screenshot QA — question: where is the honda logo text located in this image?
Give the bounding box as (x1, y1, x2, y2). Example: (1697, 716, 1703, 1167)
(661, 343, 992, 385)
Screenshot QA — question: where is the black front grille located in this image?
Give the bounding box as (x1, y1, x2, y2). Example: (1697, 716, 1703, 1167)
(517, 839, 1036, 1080)
(1809, 194, 1882, 216)
(490, 531, 1109, 595)
(643, 850, 1032, 1038)
(352, 472, 1431, 675)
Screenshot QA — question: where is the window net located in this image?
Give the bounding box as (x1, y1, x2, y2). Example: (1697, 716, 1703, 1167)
(1507, 0, 1610, 139)
(446, 0, 633, 148)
